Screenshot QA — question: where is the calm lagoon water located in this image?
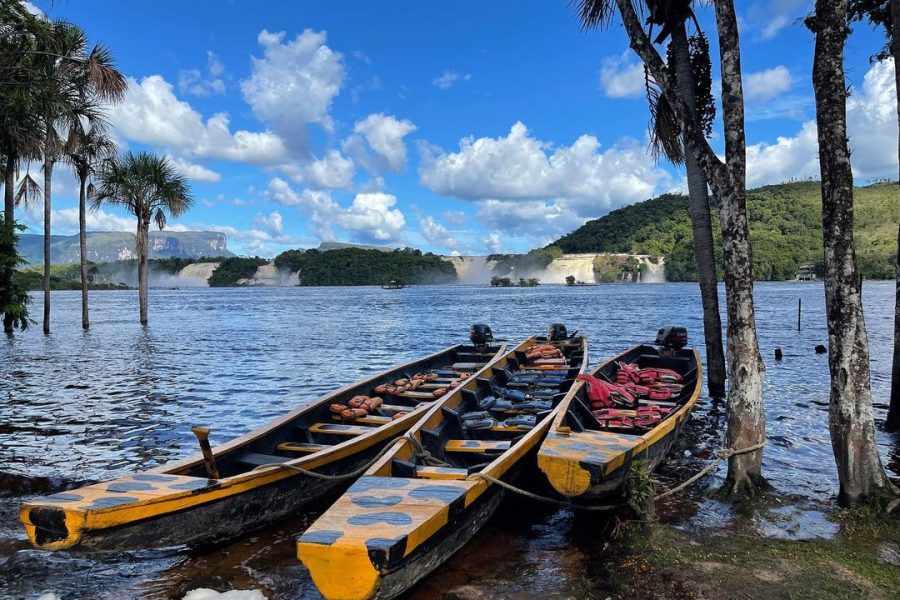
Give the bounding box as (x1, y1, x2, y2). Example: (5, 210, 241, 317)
(0, 282, 897, 599)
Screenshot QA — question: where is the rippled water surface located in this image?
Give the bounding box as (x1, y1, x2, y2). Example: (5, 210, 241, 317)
(1, 283, 897, 599)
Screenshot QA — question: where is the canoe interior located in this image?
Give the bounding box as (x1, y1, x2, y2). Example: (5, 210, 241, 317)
(186, 343, 506, 479)
(537, 344, 702, 501)
(559, 344, 699, 436)
(297, 333, 588, 600)
(20, 342, 505, 551)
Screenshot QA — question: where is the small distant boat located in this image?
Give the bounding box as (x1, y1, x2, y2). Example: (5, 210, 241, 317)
(537, 327, 701, 504)
(297, 325, 587, 600)
(20, 328, 506, 551)
(381, 280, 405, 289)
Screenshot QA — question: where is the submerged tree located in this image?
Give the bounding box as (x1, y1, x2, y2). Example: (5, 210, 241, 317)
(94, 152, 192, 325)
(847, 0, 899, 430)
(576, 0, 767, 497)
(807, 1, 899, 506)
(66, 123, 118, 329)
(31, 20, 126, 334)
(576, 0, 726, 397)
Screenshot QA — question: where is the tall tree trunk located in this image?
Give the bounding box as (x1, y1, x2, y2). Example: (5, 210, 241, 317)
(885, 0, 900, 431)
(811, 0, 898, 505)
(3, 153, 15, 334)
(614, 0, 767, 497)
(137, 216, 148, 325)
(42, 156, 52, 335)
(79, 175, 89, 330)
(671, 25, 727, 398)
(710, 1, 767, 496)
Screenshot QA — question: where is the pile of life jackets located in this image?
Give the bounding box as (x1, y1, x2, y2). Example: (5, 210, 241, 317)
(525, 343, 563, 361)
(330, 395, 384, 420)
(576, 362, 683, 430)
(373, 371, 472, 398)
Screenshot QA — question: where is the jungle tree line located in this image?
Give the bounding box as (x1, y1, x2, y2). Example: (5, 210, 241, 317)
(574, 0, 897, 506)
(0, 1, 192, 330)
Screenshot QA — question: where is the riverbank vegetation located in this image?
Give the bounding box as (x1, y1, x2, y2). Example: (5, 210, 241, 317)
(552, 181, 898, 281)
(274, 247, 456, 286)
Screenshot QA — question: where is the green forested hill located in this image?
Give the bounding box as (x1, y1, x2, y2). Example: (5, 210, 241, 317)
(551, 181, 898, 281)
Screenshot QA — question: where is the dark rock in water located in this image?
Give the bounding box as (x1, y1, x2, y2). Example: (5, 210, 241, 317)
(775, 347, 783, 360)
(441, 585, 492, 600)
(815, 345, 827, 354)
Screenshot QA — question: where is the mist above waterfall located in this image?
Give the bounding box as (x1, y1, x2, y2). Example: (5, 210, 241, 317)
(442, 253, 666, 284)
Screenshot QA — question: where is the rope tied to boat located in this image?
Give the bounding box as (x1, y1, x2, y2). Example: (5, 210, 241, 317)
(248, 433, 447, 480)
(653, 440, 766, 500)
(467, 440, 767, 510)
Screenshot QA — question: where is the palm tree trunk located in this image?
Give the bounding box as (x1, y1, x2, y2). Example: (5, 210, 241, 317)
(3, 153, 15, 334)
(671, 25, 727, 398)
(43, 156, 52, 335)
(614, 0, 767, 497)
(811, 0, 898, 505)
(884, 0, 900, 431)
(137, 216, 149, 325)
(709, 1, 767, 496)
(79, 175, 89, 330)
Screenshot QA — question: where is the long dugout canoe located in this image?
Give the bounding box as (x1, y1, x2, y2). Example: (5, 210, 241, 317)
(537, 341, 701, 503)
(297, 330, 588, 600)
(21, 338, 506, 551)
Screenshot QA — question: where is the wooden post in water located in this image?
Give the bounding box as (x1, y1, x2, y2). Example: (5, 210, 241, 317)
(797, 298, 801, 331)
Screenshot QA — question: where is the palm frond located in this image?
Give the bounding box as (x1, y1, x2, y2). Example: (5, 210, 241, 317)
(572, 0, 617, 30)
(86, 43, 128, 101)
(15, 172, 41, 207)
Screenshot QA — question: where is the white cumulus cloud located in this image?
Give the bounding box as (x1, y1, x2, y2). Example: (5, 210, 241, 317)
(267, 178, 406, 243)
(746, 59, 898, 186)
(111, 75, 287, 165)
(343, 113, 417, 173)
(599, 52, 645, 98)
(241, 29, 345, 146)
(419, 215, 458, 251)
(745, 66, 792, 102)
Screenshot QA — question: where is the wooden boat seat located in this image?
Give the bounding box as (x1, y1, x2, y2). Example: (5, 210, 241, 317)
(378, 404, 413, 413)
(490, 423, 532, 433)
(445, 440, 510, 453)
(331, 414, 392, 425)
(309, 423, 372, 436)
(638, 399, 677, 408)
(398, 390, 440, 399)
(276, 442, 328, 453)
(415, 466, 470, 480)
(234, 452, 290, 467)
(451, 362, 479, 371)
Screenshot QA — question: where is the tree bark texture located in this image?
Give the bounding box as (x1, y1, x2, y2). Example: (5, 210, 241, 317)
(42, 156, 52, 335)
(885, 0, 900, 431)
(671, 25, 727, 398)
(811, 0, 898, 504)
(79, 175, 89, 330)
(711, 0, 768, 497)
(137, 216, 149, 325)
(3, 154, 15, 334)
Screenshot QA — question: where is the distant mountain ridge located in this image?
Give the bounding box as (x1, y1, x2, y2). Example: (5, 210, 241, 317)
(550, 181, 898, 281)
(17, 231, 234, 265)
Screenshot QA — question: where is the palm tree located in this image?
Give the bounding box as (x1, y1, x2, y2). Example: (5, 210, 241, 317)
(94, 152, 193, 325)
(576, 0, 768, 497)
(66, 123, 117, 329)
(31, 20, 126, 334)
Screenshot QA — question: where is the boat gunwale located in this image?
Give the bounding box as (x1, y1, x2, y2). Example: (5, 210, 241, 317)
(538, 344, 703, 493)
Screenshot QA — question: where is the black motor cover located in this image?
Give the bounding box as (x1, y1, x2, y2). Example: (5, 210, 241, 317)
(548, 323, 568, 341)
(470, 323, 493, 346)
(656, 326, 688, 349)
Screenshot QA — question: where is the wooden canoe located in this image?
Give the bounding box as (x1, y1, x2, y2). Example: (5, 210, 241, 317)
(537, 343, 701, 503)
(296, 333, 588, 600)
(20, 342, 505, 551)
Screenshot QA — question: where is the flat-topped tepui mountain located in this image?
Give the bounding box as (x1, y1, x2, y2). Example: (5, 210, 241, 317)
(17, 231, 234, 265)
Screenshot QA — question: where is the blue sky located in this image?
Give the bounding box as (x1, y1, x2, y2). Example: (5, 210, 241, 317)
(20, 0, 898, 256)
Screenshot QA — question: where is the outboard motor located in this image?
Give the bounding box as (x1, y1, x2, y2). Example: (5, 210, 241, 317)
(548, 323, 568, 342)
(470, 323, 494, 348)
(656, 326, 688, 351)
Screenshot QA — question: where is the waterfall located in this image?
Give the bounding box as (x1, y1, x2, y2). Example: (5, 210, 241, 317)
(173, 262, 220, 287)
(443, 253, 666, 284)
